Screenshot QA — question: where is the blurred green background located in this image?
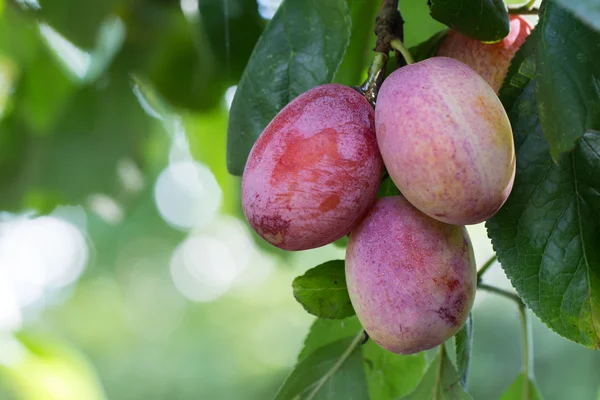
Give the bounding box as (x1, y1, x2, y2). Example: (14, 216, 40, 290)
(0, 0, 598, 399)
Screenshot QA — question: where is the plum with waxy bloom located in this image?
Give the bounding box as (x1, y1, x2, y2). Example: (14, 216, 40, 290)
(375, 57, 515, 225)
(242, 84, 383, 251)
(437, 15, 533, 93)
(346, 196, 477, 354)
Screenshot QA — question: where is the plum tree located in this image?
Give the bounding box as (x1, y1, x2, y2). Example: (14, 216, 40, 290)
(242, 84, 383, 251)
(228, 0, 600, 396)
(437, 15, 533, 93)
(375, 57, 515, 225)
(345, 196, 477, 354)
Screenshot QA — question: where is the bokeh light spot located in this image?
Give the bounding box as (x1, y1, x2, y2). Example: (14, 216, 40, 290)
(257, 0, 282, 20)
(154, 161, 222, 230)
(170, 235, 239, 302)
(0, 216, 89, 308)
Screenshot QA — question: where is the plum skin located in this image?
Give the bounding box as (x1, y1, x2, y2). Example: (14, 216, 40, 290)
(345, 196, 477, 355)
(375, 57, 515, 225)
(437, 15, 533, 93)
(242, 84, 383, 251)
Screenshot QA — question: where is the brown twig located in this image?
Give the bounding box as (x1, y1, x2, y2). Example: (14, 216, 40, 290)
(374, 0, 405, 67)
(357, 0, 406, 105)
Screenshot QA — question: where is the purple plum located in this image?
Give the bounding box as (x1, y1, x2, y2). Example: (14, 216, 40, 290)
(346, 196, 477, 354)
(242, 84, 384, 250)
(375, 57, 515, 225)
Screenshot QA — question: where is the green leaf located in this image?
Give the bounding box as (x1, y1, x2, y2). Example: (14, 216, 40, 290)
(139, 6, 228, 111)
(333, 235, 349, 248)
(428, 0, 510, 42)
(377, 175, 400, 198)
(226, 0, 352, 175)
(275, 333, 369, 400)
(536, 2, 600, 160)
(198, 0, 264, 82)
(498, 26, 539, 112)
(293, 260, 355, 320)
(298, 317, 362, 362)
(37, 0, 119, 49)
(409, 30, 448, 63)
(16, 50, 75, 133)
(487, 81, 600, 349)
(551, 0, 600, 32)
(455, 314, 473, 389)
(362, 342, 427, 400)
(333, 0, 379, 86)
(402, 346, 471, 400)
(0, 73, 151, 210)
(499, 373, 542, 400)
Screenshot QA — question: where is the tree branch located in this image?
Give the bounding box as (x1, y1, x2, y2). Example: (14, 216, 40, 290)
(476, 255, 498, 282)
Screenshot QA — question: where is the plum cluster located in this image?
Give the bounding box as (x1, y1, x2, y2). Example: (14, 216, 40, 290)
(241, 18, 530, 355)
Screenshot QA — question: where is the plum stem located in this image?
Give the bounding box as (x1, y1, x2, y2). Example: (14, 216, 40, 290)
(518, 302, 534, 398)
(356, 0, 405, 103)
(478, 283, 534, 393)
(478, 283, 522, 304)
(305, 330, 365, 399)
(390, 38, 414, 65)
(359, 52, 389, 106)
(374, 0, 403, 54)
(476, 254, 497, 282)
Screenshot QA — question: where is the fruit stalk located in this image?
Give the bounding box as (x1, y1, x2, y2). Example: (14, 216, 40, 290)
(390, 38, 414, 65)
(476, 255, 497, 282)
(479, 282, 534, 388)
(358, 0, 405, 104)
(359, 52, 388, 106)
(519, 302, 534, 394)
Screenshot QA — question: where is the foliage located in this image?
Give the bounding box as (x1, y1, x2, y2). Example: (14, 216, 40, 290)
(292, 260, 355, 320)
(2, 0, 600, 399)
(226, 0, 352, 175)
(223, 0, 600, 398)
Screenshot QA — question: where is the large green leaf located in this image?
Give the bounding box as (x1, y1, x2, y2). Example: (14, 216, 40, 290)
(402, 346, 471, 400)
(135, 5, 228, 111)
(498, 26, 539, 111)
(362, 342, 427, 400)
(226, 0, 352, 175)
(499, 372, 542, 400)
(275, 334, 368, 400)
(487, 81, 600, 349)
(428, 0, 510, 42)
(455, 314, 473, 389)
(298, 317, 362, 362)
(198, 0, 264, 82)
(292, 260, 354, 320)
(536, 2, 600, 160)
(551, 0, 600, 31)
